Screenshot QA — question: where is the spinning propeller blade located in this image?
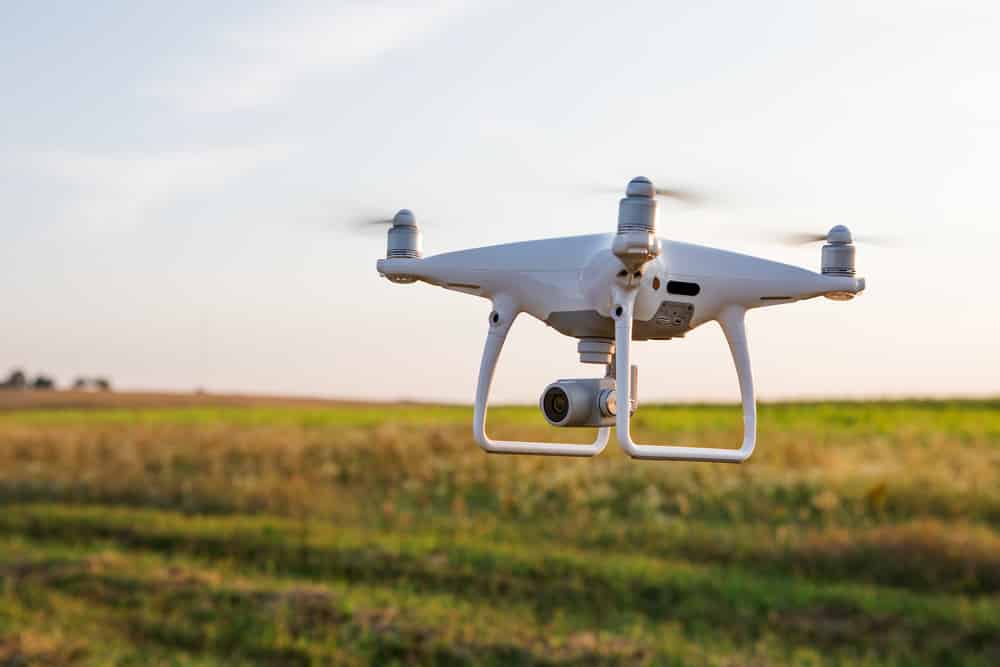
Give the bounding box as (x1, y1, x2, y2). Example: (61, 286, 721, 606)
(780, 232, 830, 245)
(777, 232, 898, 247)
(359, 217, 396, 227)
(343, 218, 392, 237)
(345, 209, 426, 240)
(347, 214, 417, 237)
(585, 183, 710, 205)
(649, 186, 708, 205)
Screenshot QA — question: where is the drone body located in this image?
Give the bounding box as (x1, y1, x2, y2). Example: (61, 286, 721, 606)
(375, 177, 866, 463)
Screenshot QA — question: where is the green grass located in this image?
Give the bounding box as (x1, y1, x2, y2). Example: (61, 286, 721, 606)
(0, 393, 997, 665)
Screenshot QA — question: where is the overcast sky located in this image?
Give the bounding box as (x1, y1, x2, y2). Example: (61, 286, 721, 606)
(2, 1, 998, 402)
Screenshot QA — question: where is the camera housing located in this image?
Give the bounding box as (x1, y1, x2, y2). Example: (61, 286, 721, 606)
(540, 378, 617, 427)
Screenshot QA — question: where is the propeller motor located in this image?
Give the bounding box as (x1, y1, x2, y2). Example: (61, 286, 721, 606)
(821, 224, 856, 277)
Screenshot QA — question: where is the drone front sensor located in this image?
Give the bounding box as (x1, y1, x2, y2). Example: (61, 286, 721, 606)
(374, 177, 867, 462)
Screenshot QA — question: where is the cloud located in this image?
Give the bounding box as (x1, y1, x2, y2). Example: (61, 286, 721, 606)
(149, 2, 476, 112)
(31, 145, 288, 227)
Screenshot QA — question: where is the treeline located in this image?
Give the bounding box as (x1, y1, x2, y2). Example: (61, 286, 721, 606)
(0, 369, 111, 392)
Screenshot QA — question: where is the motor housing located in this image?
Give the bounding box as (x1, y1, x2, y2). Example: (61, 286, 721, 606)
(612, 176, 660, 272)
(386, 209, 421, 259)
(383, 209, 421, 284)
(821, 224, 855, 276)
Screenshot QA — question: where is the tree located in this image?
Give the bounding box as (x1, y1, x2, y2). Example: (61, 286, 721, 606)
(1, 369, 27, 390)
(32, 375, 55, 390)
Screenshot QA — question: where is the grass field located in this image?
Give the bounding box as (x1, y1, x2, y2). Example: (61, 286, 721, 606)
(0, 391, 997, 666)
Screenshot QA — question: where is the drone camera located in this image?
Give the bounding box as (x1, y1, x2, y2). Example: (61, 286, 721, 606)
(540, 378, 618, 427)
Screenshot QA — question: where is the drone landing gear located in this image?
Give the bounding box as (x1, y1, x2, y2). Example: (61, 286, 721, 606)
(611, 286, 757, 462)
(472, 300, 610, 456)
(473, 292, 756, 462)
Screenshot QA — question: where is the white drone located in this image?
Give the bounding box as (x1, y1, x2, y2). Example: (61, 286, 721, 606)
(374, 177, 866, 463)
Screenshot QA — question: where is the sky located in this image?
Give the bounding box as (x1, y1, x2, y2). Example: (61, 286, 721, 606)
(2, 0, 999, 403)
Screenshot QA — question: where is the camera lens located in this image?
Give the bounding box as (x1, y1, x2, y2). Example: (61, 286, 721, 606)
(543, 386, 570, 423)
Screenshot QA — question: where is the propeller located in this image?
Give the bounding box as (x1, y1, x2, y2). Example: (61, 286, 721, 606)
(358, 216, 396, 227)
(348, 216, 393, 236)
(777, 230, 898, 247)
(585, 181, 711, 205)
(347, 209, 420, 237)
(646, 186, 707, 205)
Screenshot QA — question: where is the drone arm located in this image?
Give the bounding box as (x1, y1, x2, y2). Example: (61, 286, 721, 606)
(611, 286, 756, 462)
(473, 300, 610, 457)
